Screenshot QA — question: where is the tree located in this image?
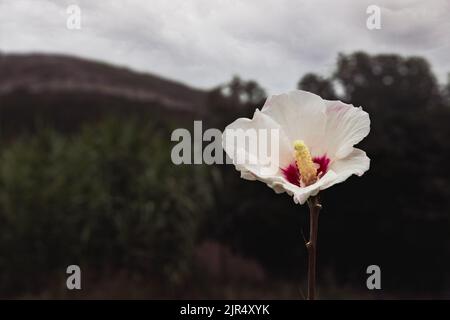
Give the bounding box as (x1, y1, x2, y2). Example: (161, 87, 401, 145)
(333, 52, 442, 111)
(205, 76, 266, 129)
(298, 73, 336, 100)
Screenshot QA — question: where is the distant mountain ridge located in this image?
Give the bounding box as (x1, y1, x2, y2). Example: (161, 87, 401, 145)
(0, 52, 207, 112)
(0, 52, 210, 135)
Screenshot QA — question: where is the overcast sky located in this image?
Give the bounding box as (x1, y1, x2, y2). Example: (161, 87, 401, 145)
(1, 0, 449, 93)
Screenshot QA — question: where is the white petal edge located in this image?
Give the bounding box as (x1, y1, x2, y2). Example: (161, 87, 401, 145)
(323, 148, 370, 189)
(235, 168, 335, 205)
(323, 100, 370, 160)
(291, 170, 338, 204)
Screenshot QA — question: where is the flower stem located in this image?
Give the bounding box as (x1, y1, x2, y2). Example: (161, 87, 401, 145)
(306, 195, 321, 300)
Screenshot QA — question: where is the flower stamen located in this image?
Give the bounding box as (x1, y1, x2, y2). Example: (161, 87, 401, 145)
(293, 140, 317, 187)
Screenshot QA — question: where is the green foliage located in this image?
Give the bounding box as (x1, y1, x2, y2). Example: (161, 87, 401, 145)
(0, 118, 212, 294)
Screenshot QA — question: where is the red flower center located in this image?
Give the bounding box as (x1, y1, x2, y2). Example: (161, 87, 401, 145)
(281, 155, 330, 187)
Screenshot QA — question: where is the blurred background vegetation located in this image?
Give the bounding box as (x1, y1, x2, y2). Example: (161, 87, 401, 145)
(0, 51, 449, 298)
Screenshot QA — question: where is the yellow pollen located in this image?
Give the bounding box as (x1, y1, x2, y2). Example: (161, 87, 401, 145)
(293, 140, 317, 187)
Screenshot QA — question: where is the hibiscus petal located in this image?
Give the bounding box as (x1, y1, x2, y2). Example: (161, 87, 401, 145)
(223, 109, 292, 179)
(261, 90, 327, 155)
(323, 100, 370, 160)
(291, 170, 338, 204)
(324, 148, 370, 188)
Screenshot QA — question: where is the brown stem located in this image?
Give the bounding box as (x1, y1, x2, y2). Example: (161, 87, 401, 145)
(306, 195, 321, 300)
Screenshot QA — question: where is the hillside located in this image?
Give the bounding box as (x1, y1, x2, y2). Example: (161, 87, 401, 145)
(0, 53, 208, 134)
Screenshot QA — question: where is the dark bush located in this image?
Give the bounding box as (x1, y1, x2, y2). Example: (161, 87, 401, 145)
(0, 118, 212, 294)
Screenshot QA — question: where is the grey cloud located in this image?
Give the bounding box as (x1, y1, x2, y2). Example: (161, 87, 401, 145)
(0, 0, 448, 93)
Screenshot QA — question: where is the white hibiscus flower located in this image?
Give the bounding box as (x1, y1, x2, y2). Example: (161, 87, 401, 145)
(223, 90, 370, 205)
